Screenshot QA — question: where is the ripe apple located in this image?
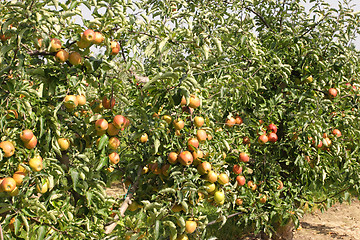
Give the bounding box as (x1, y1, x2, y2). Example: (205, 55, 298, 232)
(178, 151, 193, 166)
(197, 161, 211, 175)
(185, 220, 197, 234)
(109, 152, 120, 164)
(50, 38, 61, 52)
(194, 116, 204, 127)
(55, 49, 69, 62)
(267, 123, 277, 133)
(235, 198, 243, 205)
(277, 180, 284, 190)
(36, 179, 49, 194)
(141, 165, 149, 174)
(196, 129, 207, 142)
(0, 141, 15, 157)
(332, 129, 342, 137)
(29, 156, 43, 172)
(189, 95, 200, 108)
(162, 115, 172, 124)
(239, 152, 249, 163)
(13, 171, 26, 186)
(139, 133, 148, 143)
(93, 32, 104, 44)
(64, 95, 78, 110)
(323, 137, 332, 147)
(258, 134, 268, 144)
(173, 119, 185, 130)
(233, 164, 242, 174)
(235, 115, 243, 125)
(236, 175, 246, 186)
(102, 96, 116, 109)
(206, 171, 218, 183)
(329, 88, 338, 98)
(81, 29, 95, 42)
(214, 190, 225, 204)
(20, 129, 34, 142)
(107, 123, 120, 136)
(187, 137, 199, 151)
(24, 135, 37, 149)
(217, 173, 229, 185)
(192, 149, 204, 166)
(259, 194, 267, 204)
(76, 95, 86, 106)
(1, 177, 16, 192)
(110, 41, 120, 55)
(77, 39, 91, 48)
(247, 180, 257, 191)
(69, 52, 82, 65)
(95, 119, 108, 131)
(113, 115, 127, 129)
(161, 164, 170, 176)
(225, 117, 236, 127)
(268, 132, 278, 143)
(204, 182, 216, 193)
(57, 138, 70, 151)
(168, 152, 178, 164)
(180, 96, 187, 106)
(109, 137, 120, 149)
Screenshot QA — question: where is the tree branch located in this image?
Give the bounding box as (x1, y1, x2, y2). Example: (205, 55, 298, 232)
(207, 212, 242, 226)
(245, 7, 275, 33)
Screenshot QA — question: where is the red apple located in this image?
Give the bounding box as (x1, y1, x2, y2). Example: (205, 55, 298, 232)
(268, 132, 278, 143)
(267, 123, 277, 133)
(233, 164, 242, 174)
(197, 161, 211, 175)
(69, 52, 82, 65)
(329, 88, 338, 98)
(178, 151, 193, 166)
(168, 152, 178, 164)
(236, 175, 245, 186)
(239, 152, 249, 163)
(258, 134, 268, 144)
(20, 129, 34, 142)
(187, 138, 199, 151)
(332, 129, 342, 137)
(95, 119, 108, 131)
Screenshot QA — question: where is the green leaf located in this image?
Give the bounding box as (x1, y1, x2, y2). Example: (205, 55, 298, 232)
(70, 168, 79, 190)
(37, 226, 46, 240)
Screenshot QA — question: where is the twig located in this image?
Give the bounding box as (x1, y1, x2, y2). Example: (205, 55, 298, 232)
(207, 212, 242, 226)
(245, 7, 275, 33)
(0, 222, 3, 240)
(29, 216, 73, 238)
(104, 166, 143, 234)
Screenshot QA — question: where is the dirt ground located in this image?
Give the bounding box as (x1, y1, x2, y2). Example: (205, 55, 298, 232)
(293, 199, 360, 240)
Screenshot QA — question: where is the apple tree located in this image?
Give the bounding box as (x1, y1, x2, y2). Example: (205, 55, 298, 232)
(1, 0, 360, 239)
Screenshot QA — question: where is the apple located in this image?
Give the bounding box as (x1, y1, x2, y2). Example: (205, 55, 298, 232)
(196, 129, 207, 142)
(171, 204, 184, 213)
(192, 149, 204, 166)
(247, 180, 257, 191)
(55, 49, 69, 62)
(187, 137, 199, 151)
(323, 137, 332, 147)
(57, 138, 70, 151)
(204, 182, 216, 193)
(258, 134, 268, 144)
(189, 95, 200, 108)
(197, 161, 211, 175)
(102, 96, 116, 109)
(173, 119, 185, 130)
(185, 220, 197, 234)
(17, 163, 28, 173)
(305, 75, 313, 83)
(235, 115, 243, 125)
(0, 34, 11, 41)
(329, 88, 338, 98)
(206, 171, 218, 183)
(50, 38, 61, 52)
(236, 175, 246, 186)
(161, 164, 170, 176)
(243, 136, 250, 145)
(29, 156, 43, 172)
(214, 190, 225, 204)
(13, 171, 26, 186)
(277, 180, 284, 190)
(77, 39, 91, 48)
(6, 109, 18, 119)
(178, 151, 193, 166)
(36, 179, 49, 194)
(110, 41, 120, 55)
(233, 164, 242, 174)
(20, 129, 34, 142)
(139, 133, 148, 143)
(24, 136, 37, 149)
(107, 123, 120, 136)
(235, 198, 243, 205)
(64, 95, 78, 110)
(259, 194, 267, 204)
(113, 115, 126, 129)
(267, 123, 277, 133)
(76, 95, 86, 106)
(93, 32, 104, 44)
(162, 115, 172, 124)
(95, 119, 108, 131)
(69, 52, 82, 65)
(141, 165, 149, 174)
(194, 116, 204, 127)
(180, 96, 187, 106)
(332, 129, 342, 137)
(108, 137, 120, 149)
(239, 152, 249, 163)
(1, 177, 16, 192)
(268, 132, 278, 143)
(217, 173, 229, 185)
(225, 117, 236, 127)
(0, 141, 15, 157)
(81, 29, 95, 42)
(168, 152, 178, 164)
(109, 152, 120, 164)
